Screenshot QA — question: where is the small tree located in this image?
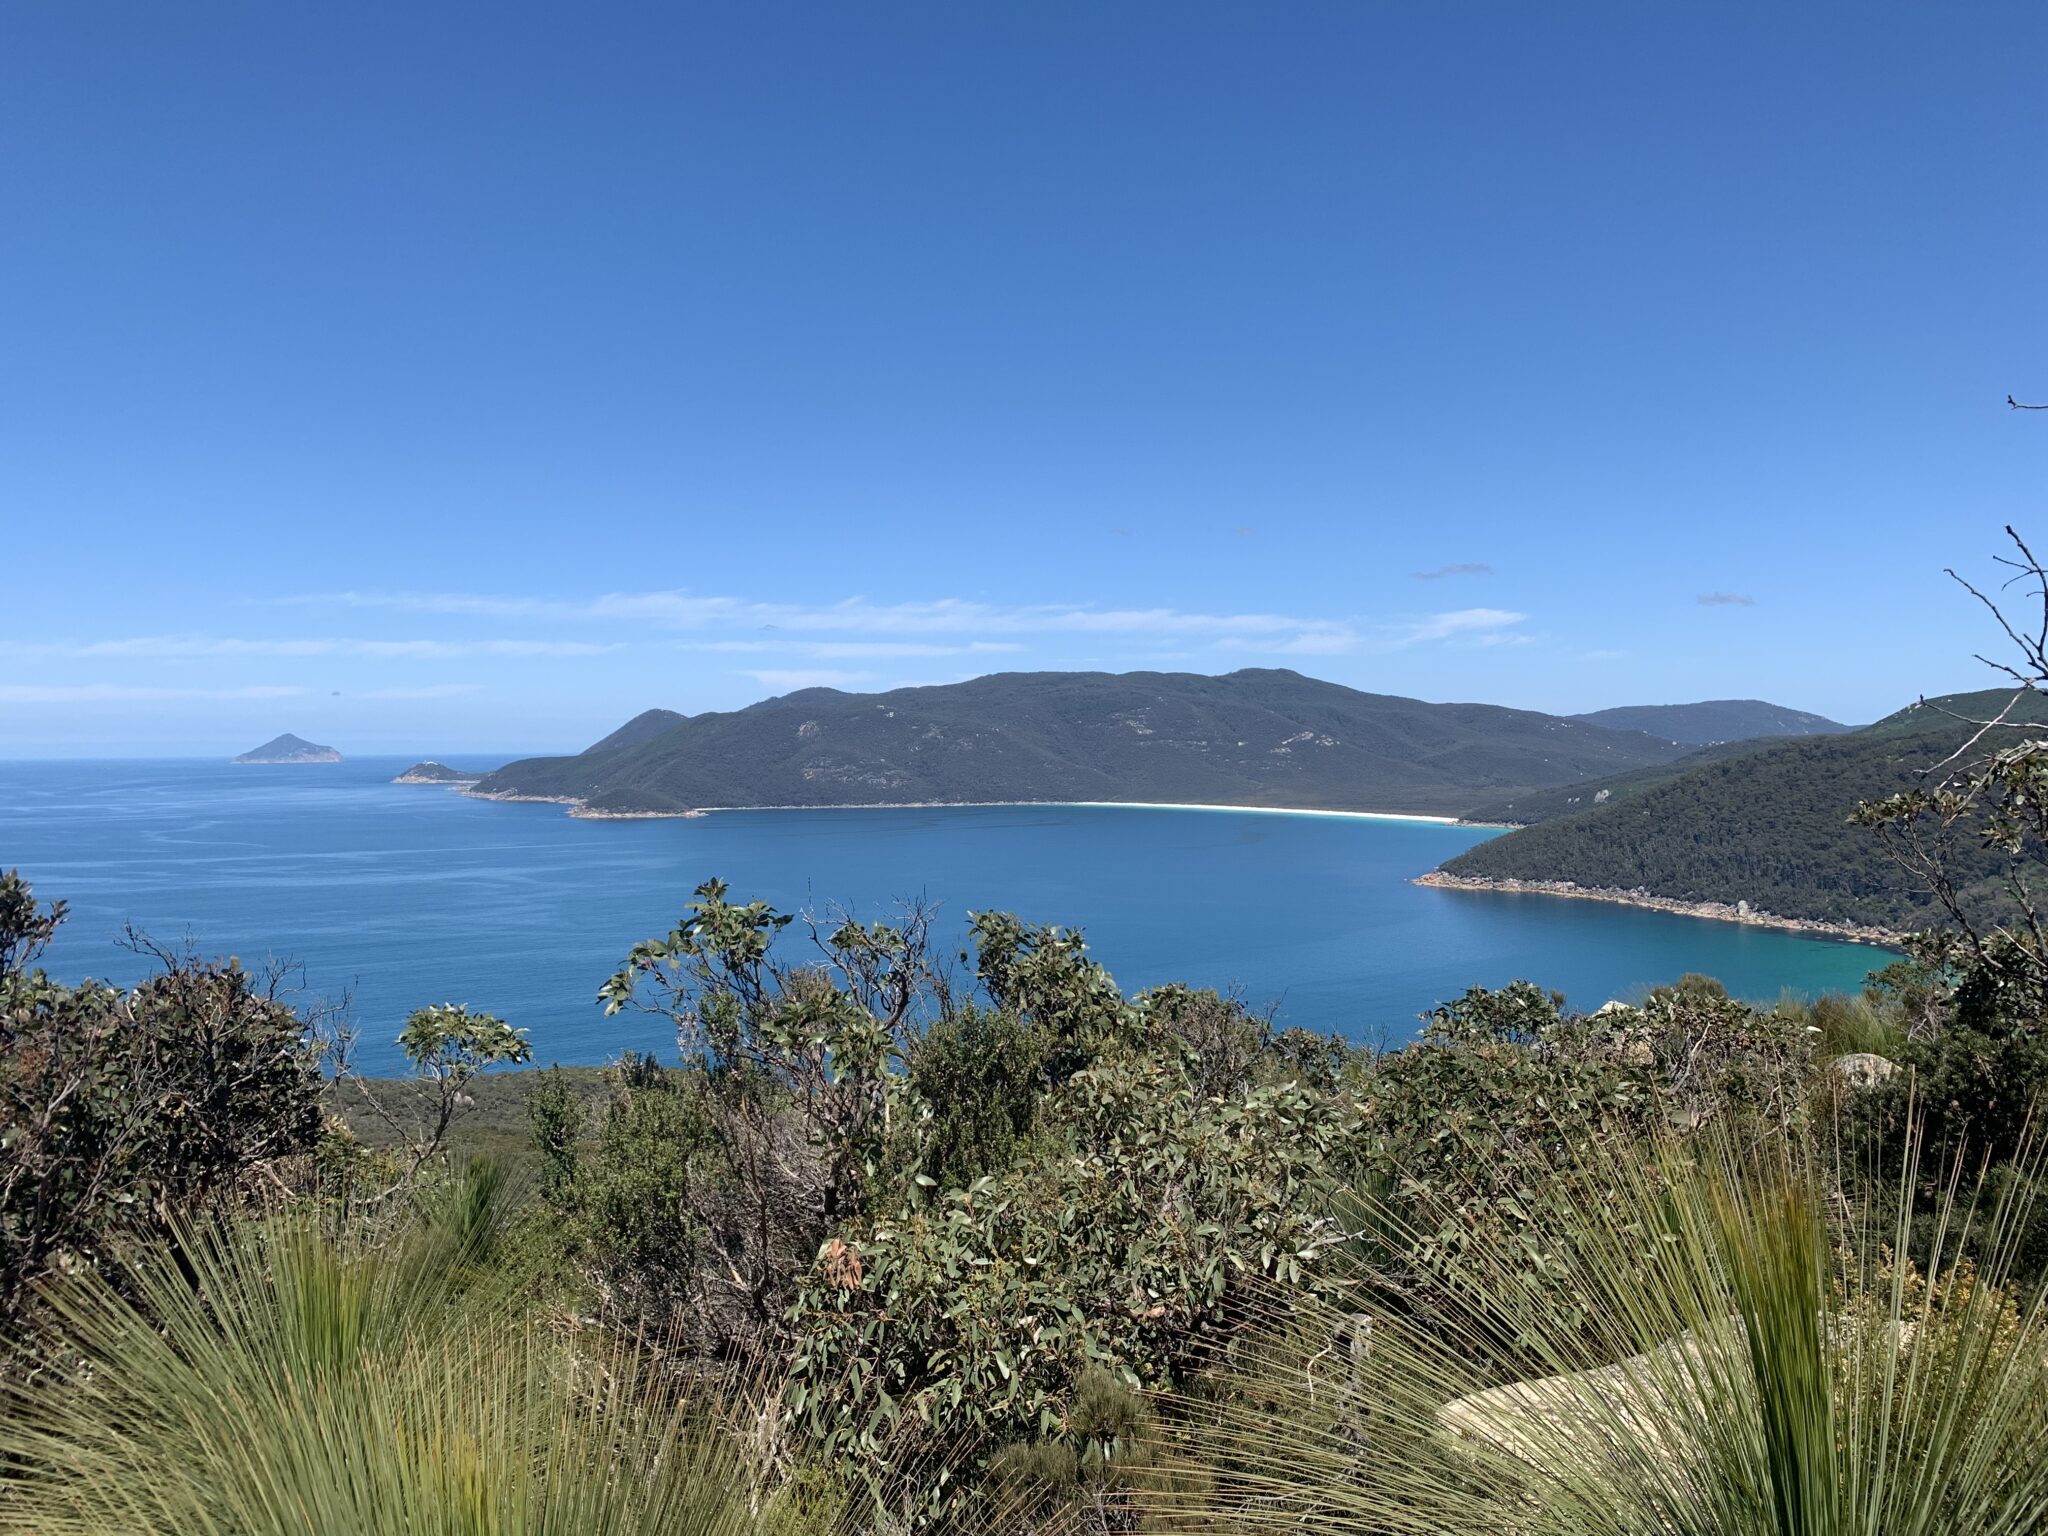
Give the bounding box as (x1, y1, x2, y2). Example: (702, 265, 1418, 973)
(330, 1001, 532, 1202)
(1838, 529, 2048, 1275)
(397, 1003, 532, 1145)
(570, 879, 944, 1348)
(1855, 527, 2048, 1017)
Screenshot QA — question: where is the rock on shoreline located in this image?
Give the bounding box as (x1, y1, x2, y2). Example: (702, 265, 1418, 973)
(460, 788, 704, 818)
(1414, 870, 1902, 947)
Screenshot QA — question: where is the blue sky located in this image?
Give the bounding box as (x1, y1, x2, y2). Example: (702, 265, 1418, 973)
(4, 3, 2046, 756)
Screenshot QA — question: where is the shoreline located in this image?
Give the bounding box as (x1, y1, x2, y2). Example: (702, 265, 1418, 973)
(1413, 870, 1905, 948)
(462, 788, 1502, 827)
(461, 788, 695, 818)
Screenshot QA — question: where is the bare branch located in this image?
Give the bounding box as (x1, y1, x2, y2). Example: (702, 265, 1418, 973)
(1926, 685, 2033, 773)
(1946, 565, 2042, 677)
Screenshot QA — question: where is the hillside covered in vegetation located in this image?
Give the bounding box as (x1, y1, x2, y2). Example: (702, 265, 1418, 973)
(1443, 688, 2048, 927)
(1460, 737, 1788, 825)
(1567, 698, 1849, 745)
(473, 668, 1690, 815)
(583, 706, 688, 754)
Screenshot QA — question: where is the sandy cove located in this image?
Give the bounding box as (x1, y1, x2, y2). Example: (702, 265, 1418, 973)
(461, 789, 1489, 826)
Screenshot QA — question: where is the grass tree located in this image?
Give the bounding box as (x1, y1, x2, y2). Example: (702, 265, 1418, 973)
(0, 1164, 830, 1536)
(1151, 1123, 2048, 1536)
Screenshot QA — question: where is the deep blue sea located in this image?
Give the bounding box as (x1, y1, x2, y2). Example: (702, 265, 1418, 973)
(1, 758, 1888, 1074)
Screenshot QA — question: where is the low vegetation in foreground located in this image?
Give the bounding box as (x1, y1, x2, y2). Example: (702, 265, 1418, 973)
(7, 845, 2048, 1533)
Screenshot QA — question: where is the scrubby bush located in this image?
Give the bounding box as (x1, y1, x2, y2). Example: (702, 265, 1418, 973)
(905, 1005, 1053, 1188)
(525, 876, 1986, 1529)
(787, 1038, 1348, 1519)
(0, 871, 324, 1330)
(527, 884, 1361, 1525)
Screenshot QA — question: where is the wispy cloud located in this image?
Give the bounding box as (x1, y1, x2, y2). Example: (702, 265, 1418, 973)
(0, 684, 310, 704)
(686, 640, 1024, 659)
(741, 669, 883, 692)
(1411, 563, 1493, 581)
(278, 590, 1361, 652)
(7, 636, 615, 660)
(1393, 608, 1528, 647)
(1216, 631, 1360, 656)
(1696, 592, 1755, 607)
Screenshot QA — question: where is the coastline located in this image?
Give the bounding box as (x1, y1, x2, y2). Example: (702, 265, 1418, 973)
(463, 789, 582, 806)
(1413, 870, 1905, 948)
(460, 788, 688, 817)
(461, 788, 1498, 827)
(688, 799, 1481, 825)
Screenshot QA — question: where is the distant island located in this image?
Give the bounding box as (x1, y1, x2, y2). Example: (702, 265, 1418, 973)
(465, 669, 1842, 820)
(392, 761, 482, 785)
(232, 733, 340, 765)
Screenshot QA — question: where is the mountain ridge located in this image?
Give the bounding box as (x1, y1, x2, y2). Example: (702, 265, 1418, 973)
(469, 669, 1695, 817)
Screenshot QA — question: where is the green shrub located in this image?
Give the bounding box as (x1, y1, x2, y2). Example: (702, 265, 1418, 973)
(906, 1005, 1054, 1188)
(786, 1041, 1349, 1518)
(0, 871, 324, 1330)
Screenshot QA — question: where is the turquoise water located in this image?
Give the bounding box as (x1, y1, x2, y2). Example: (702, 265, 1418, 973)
(1, 759, 1887, 1074)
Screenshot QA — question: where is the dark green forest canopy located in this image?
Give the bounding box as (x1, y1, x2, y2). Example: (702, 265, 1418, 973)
(474, 668, 1690, 815)
(1444, 688, 2048, 927)
(1459, 736, 1790, 826)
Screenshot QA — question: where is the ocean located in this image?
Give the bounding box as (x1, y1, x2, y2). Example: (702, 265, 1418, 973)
(1, 757, 1888, 1074)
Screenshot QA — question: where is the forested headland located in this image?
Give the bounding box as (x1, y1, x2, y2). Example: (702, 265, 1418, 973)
(1443, 688, 2048, 930)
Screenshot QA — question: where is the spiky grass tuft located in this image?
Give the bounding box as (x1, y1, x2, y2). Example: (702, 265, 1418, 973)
(1150, 1125, 2048, 1536)
(0, 1166, 829, 1536)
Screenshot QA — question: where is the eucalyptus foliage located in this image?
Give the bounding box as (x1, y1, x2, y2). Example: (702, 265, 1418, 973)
(787, 1039, 1348, 1515)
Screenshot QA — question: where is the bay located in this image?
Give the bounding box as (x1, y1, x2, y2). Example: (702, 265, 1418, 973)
(1, 758, 1888, 1074)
